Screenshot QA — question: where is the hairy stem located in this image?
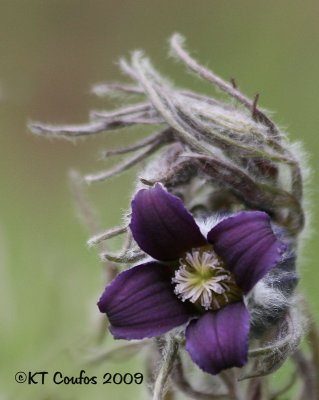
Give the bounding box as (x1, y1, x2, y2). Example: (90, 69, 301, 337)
(292, 349, 317, 400)
(170, 34, 278, 137)
(172, 356, 229, 399)
(101, 129, 172, 157)
(87, 225, 127, 247)
(152, 337, 179, 400)
(85, 140, 164, 184)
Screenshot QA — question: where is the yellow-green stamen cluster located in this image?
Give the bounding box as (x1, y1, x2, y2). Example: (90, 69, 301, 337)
(173, 248, 241, 310)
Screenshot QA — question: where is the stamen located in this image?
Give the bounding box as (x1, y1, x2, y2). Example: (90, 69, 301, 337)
(172, 248, 241, 310)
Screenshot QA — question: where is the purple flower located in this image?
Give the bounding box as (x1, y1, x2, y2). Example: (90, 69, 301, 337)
(98, 184, 286, 375)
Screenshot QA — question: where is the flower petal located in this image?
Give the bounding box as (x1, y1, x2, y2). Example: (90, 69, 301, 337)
(207, 211, 286, 293)
(98, 261, 195, 339)
(130, 184, 206, 261)
(185, 302, 249, 375)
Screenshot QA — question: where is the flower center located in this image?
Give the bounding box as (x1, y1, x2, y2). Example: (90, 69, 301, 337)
(172, 247, 242, 310)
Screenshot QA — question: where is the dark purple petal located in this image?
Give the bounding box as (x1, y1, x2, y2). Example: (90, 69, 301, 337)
(130, 184, 206, 261)
(185, 302, 249, 375)
(207, 211, 286, 293)
(98, 261, 195, 340)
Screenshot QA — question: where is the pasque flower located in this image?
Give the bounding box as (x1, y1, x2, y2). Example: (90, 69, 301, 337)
(32, 32, 312, 397)
(98, 184, 287, 374)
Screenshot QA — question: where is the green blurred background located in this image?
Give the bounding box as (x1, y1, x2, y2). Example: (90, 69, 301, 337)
(1, 1, 318, 399)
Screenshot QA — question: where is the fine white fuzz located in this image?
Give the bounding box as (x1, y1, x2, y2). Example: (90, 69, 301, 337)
(249, 280, 289, 315)
(195, 215, 227, 238)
